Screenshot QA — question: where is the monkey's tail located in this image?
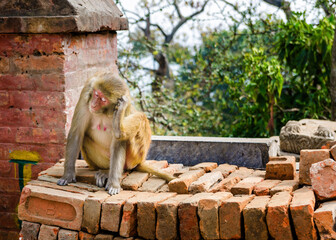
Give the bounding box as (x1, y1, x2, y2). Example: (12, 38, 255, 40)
(135, 163, 175, 182)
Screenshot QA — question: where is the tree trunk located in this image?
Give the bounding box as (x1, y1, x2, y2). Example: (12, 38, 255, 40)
(330, 27, 336, 120)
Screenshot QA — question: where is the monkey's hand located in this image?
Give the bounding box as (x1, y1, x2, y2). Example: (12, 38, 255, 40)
(105, 179, 122, 195)
(57, 173, 76, 186)
(113, 96, 129, 139)
(95, 170, 108, 188)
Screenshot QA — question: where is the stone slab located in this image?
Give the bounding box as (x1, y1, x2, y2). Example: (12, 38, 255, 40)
(147, 136, 278, 168)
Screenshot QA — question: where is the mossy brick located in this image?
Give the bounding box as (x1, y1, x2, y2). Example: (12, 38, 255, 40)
(290, 187, 317, 240)
(38, 224, 59, 240)
(299, 149, 330, 185)
(212, 163, 238, 177)
(101, 191, 136, 232)
(209, 176, 240, 193)
(168, 169, 205, 194)
(119, 192, 156, 237)
(178, 193, 212, 240)
(231, 176, 264, 195)
(156, 194, 192, 240)
(254, 180, 281, 196)
(198, 192, 233, 240)
(314, 200, 336, 240)
(58, 229, 78, 240)
(219, 194, 255, 240)
(190, 162, 218, 172)
(243, 196, 271, 240)
(266, 192, 294, 240)
(137, 192, 176, 240)
(189, 171, 223, 193)
(266, 156, 296, 180)
(82, 191, 110, 234)
(310, 158, 336, 200)
(270, 179, 299, 196)
(19, 221, 40, 240)
(18, 185, 87, 231)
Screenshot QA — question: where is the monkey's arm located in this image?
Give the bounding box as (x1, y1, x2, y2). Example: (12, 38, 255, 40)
(57, 88, 91, 186)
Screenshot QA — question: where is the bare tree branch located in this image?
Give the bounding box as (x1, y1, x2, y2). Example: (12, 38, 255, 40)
(173, 0, 184, 19)
(263, 0, 292, 19)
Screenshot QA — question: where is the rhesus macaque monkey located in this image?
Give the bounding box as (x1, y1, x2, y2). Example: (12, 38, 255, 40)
(57, 72, 175, 195)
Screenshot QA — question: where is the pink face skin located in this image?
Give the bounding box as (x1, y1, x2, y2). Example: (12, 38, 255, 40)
(90, 89, 110, 113)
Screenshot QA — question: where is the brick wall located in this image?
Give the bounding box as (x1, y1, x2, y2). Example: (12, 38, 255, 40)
(0, 31, 118, 237)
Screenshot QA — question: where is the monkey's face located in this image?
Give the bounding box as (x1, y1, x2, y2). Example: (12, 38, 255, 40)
(89, 89, 110, 114)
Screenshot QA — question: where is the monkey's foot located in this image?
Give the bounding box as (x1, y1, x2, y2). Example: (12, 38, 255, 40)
(57, 174, 76, 186)
(105, 180, 122, 195)
(95, 170, 108, 188)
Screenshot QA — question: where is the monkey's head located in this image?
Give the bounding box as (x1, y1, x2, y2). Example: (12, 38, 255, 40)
(88, 72, 130, 114)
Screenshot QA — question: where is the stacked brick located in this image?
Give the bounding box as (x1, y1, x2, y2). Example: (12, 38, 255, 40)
(17, 158, 335, 240)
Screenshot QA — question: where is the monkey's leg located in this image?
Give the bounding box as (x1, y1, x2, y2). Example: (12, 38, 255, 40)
(105, 138, 127, 195)
(95, 170, 109, 188)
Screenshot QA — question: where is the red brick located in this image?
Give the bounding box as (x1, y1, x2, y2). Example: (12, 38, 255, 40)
(251, 169, 266, 178)
(137, 192, 176, 239)
(198, 192, 232, 240)
(0, 109, 34, 127)
(16, 127, 65, 144)
(190, 162, 218, 172)
(326, 140, 336, 149)
(161, 163, 184, 175)
(0, 127, 16, 143)
(79, 231, 95, 240)
(231, 176, 264, 195)
(227, 167, 254, 180)
(314, 200, 336, 240)
(290, 187, 317, 240)
(138, 177, 167, 192)
(19, 221, 40, 240)
(209, 176, 240, 193)
(121, 171, 149, 191)
(254, 179, 281, 196)
(212, 163, 238, 177)
(0, 212, 20, 230)
(95, 234, 114, 240)
(12, 55, 64, 74)
(219, 194, 255, 240)
(266, 156, 296, 180)
(0, 56, 9, 73)
(330, 145, 336, 159)
(58, 229, 78, 240)
(310, 158, 336, 200)
(189, 171, 223, 193)
(178, 193, 211, 240)
(168, 169, 205, 194)
(0, 177, 20, 193)
(38, 224, 59, 240)
(0, 91, 9, 107)
(101, 191, 136, 232)
(299, 149, 330, 185)
(270, 179, 299, 196)
(156, 194, 191, 240)
(18, 185, 87, 231)
(82, 191, 110, 234)
(119, 192, 155, 237)
(0, 161, 15, 178)
(266, 192, 294, 240)
(0, 193, 20, 212)
(243, 196, 271, 240)
(0, 230, 19, 240)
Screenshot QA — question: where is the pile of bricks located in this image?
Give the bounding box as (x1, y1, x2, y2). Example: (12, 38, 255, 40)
(18, 152, 336, 240)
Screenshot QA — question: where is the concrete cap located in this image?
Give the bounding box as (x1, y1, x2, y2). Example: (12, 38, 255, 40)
(0, 0, 128, 33)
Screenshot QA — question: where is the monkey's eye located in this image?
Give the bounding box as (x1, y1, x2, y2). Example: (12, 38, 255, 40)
(101, 97, 106, 102)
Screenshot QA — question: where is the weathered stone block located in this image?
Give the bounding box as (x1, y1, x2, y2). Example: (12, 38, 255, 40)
(82, 191, 109, 234)
(266, 156, 296, 180)
(314, 200, 336, 240)
(58, 229, 78, 240)
(310, 158, 336, 200)
(270, 179, 299, 196)
(243, 196, 271, 240)
(168, 169, 205, 194)
(137, 192, 176, 240)
(156, 194, 191, 240)
(189, 171, 223, 193)
(254, 180, 281, 196)
(101, 191, 136, 232)
(290, 187, 317, 240)
(178, 193, 212, 240)
(198, 192, 232, 240)
(19, 221, 40, 240)
(38, 224, 59, 240)
(231, 176, 264, 195)
(299, 149, 330, 185)
(266, 192, 293, 240)
(212, 163, 238, 177)
(219, 195, 255, 240)
(18, 185, 87, 231)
